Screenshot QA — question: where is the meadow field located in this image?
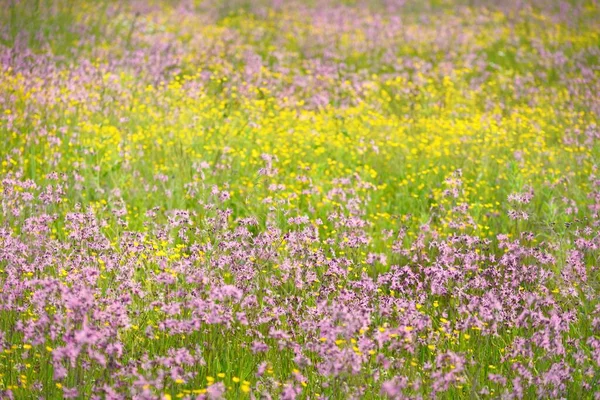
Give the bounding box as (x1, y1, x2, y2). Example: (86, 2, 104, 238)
(0, 0, 599, 398)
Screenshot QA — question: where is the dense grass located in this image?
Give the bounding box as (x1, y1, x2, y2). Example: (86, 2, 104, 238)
(0, 0, 599, 398)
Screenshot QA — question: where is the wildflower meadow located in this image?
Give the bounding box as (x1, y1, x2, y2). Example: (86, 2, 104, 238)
(0, 0, 599, 398)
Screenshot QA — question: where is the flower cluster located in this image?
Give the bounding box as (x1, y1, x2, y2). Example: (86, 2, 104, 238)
(0, 0, 599, 398)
